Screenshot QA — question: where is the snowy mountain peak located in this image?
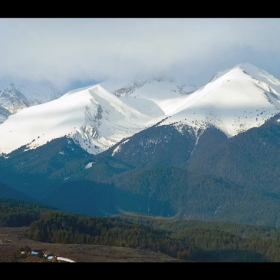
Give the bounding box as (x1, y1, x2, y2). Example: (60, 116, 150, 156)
(0, 81, 64, 123)
(211, 63, 280, 91)
(1, 63, 280, 156)
(162, 63, 280, 137)
(101, 77, 196, 97)
(0, 84, 154, 155)
(0, 83, 31, 114)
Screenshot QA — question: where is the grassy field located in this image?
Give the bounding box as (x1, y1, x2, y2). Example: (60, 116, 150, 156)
(0, 227, 181, 262)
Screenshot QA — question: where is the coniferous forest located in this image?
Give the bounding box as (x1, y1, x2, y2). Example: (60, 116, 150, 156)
(2, 198, 280, 262)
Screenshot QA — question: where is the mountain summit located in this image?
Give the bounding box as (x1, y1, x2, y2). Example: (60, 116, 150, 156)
(1, 63, 280, 155)
(0, 84, 154, 155)
(161, 62, 280, 137)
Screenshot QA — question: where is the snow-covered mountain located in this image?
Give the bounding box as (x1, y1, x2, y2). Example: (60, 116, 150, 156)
(0, 84, 156, 155)
(161, 62, 280, 137)
(0, 82, 62, 123)
(4, 62, 280, 226)
(101, 77, 197, 118)
(1, 62, 280, 156)
(0, 105, 11, 123)
(0, 84, 31, 114)
(107, 62, 280, 159)
(3, 80, 62, 104)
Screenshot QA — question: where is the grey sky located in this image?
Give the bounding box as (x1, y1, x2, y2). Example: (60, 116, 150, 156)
(1, 18, 280, 92)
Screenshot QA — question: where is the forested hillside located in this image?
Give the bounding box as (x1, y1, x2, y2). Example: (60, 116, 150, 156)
(3, 116, 280, 227)
(2, 198, 280, 262)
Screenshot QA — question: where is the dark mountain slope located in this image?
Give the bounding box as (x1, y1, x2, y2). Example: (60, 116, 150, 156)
(2, 113, 280, 226)
(42, 180, 118, 216)
(108, 123, 197, 168)
(0, 137, 93, 199)
(0, 181, 35, 202)
(187, 113, 280, 196)
(184, 125, 228, 165)
(105, 165, 280, 226)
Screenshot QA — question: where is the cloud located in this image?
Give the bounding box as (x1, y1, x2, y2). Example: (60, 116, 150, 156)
(1, 18, 280, 92)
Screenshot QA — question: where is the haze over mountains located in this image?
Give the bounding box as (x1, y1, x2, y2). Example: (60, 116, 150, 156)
(2, 62, 280, 227)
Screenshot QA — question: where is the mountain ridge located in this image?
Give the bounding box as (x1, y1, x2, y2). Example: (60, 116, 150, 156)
(2, 63, 280, 226)
(1, 62, 280, 156)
